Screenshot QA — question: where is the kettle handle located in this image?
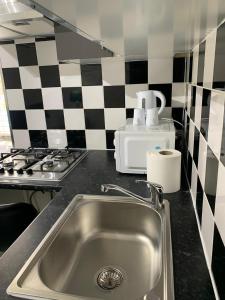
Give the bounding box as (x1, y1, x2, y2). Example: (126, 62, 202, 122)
(153, 91, 166, 115)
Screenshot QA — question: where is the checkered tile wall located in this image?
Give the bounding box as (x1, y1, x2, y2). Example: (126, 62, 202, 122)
(184, 22, 225, 299)
(0, 36, 185, 150)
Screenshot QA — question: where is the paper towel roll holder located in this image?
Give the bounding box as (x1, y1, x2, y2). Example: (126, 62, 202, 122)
(159, 150, 173, 155)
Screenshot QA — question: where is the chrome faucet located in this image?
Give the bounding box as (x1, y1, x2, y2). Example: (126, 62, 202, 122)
(101, 180, 163, 211)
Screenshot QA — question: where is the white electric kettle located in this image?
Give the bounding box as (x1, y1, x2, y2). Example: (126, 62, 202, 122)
(136, 90, 166, 126)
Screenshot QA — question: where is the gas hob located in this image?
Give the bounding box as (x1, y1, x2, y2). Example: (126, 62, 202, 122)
(0, 147, 88, 183)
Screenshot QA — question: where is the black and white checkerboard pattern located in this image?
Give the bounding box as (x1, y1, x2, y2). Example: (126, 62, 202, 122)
(0, 36, 185, 150)
(184, 21, 225, 299)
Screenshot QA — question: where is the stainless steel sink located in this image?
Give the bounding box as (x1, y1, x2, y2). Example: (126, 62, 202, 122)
(7, 195, 174, 300)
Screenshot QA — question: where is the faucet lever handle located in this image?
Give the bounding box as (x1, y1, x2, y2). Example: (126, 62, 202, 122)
(135, 180, 163, 204)
(151, 182, 163, 193)
(135, 179, 150, 187)
(135, 180, 163, 191)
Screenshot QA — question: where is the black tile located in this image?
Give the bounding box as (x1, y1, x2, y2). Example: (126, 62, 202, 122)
(172, 108, 184, 129)
(9, 110, 27, 129)
(0, 40, 14, 45)
(29, 130, 48, 148)
(196, 177, 203, 224)
(176, 115, 185, 151)
(182, 144, 188, 173)
(200, 89, 211, 140)
(211, 224, 225, 298)
(66, 130, 86, 148)
(106, 130, 115, 149)
(39, 65, 60, 87)
(173, 56, 185, 82)
(84, 109, 105, 129)
(126, 108, 133, 119)
(185, 114, 190, 146)
(193, 127, 200, 166)
(175, 130, 183, 152)
(16, 43, 38, 66)
(35, 36, 55, 42)
(190, 86, 196, 120)
(148, 84, 172, 106)
(104, 86, 125, 108)
(204, 146, 219, 214)
(213, 22, 225, 90)
(2, 68, 21, 89)
(23, 89, 43, 109)
(62, 87, 83, 108)
(80, 64, 102, 86)
(125, 61, 148, 84)
(221, 117, 225, 167)
(197, 41, 205, 86)
(189, 53, 193, 83)
(45, 110, 65, 129)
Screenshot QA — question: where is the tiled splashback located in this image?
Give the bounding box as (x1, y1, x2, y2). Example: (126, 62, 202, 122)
(184, 21, 225, 299)
(0, 37, 185, 149)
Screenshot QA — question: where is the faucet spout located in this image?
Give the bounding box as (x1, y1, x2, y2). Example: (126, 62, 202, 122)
(101, 181, 164, 211)
(101, 184, 147, 203)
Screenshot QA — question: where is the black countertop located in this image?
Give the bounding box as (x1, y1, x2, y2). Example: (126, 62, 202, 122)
(0, 151, 215, 300)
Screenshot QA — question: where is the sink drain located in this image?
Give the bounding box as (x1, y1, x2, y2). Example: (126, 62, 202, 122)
(97, 267, 123, 290)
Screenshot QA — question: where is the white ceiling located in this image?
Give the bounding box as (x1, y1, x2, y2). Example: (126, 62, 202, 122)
(32, 0, 225, 59)
(0, 0, 225, 59)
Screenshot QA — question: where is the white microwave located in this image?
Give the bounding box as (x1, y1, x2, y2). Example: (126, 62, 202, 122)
(114, 119, 175, 174)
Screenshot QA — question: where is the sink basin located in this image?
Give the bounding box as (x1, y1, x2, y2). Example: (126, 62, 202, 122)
(7, 195, 174, 300)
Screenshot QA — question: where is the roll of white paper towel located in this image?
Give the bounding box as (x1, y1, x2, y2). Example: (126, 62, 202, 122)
(147, 149, 181, 193)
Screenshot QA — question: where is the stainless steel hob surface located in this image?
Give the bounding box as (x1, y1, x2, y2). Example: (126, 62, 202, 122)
(0, 147, 88, 182)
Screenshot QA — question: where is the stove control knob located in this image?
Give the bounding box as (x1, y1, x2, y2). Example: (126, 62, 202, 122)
(26, 169, 33, 175)
(0, 167, 5, 174)
(7, 168, 14, 174)
(17, 169, 24, 175)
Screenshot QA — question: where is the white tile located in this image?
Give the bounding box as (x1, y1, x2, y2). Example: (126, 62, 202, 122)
(0, 139, 12, 153)
(42, 87, 63, 109)
(171, 83, 185, 107)
(25, 110, 46, 130)
(188, 119, 195, 156)
(159, 107, 172, 118)
(12, 130, 30, 148)
(192, 45, 199, 85)
(198, 133, 207, 189)
(194, 87, 203, 130)
(15, 38, 35, 44)
(104, 108, 126, 130)
(102, 58, 125, 85)
(59, 64, 81, 87)
(201, 193, 215, 265)
(207, 91, 225, 159)
(6, 89, 25, 110)
(215, 162, 225, 245)
(191, 162, 198, 208)
(36, 40, 58, 66)
(47, 130, 67, 148)
(148, 58, 173, 84)
(203, 29, 216, 89)
(82, 86, 104, 108)
(64, 109, 85, 130)
(85, 130, 106, 150)
(19, 66, 41, 89)
(187, 84, 192, 116)
(0, 44, 18, 68)
(125, 84, 148, 108)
